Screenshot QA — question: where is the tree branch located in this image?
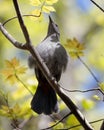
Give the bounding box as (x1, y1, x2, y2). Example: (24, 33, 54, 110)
(41, 112, 72, 130)
(61, 86, 104, 95)
(12, 0, 31, 44)
(18, 116, 33, 129)
(56, 118, 104, 130)
(100, 120, 104, 130)
(2, 14, 41, 26)
(90, 0, 104, 13)
(0, 23, 27, 50)
(78, 56, 99, 83)
(0, 0, 94, 129)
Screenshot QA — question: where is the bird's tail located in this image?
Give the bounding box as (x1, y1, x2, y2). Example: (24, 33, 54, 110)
(31, 84, 58, 115)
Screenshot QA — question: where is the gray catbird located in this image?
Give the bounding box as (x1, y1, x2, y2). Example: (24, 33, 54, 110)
(28, 16, 68, 115)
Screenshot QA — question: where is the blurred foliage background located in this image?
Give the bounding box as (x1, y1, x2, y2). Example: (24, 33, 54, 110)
(1, 0, 104, 130)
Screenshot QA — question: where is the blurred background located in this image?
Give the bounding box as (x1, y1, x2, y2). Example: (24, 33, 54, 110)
(0, 0, 104, 129)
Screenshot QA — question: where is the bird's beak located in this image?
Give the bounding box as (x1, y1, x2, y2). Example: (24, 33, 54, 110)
(49, 16, 53, 24)
(47, 15, 60, 37)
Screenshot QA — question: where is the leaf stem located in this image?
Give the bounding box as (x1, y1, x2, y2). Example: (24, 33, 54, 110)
(77, 56, 99, 83)
(15, 73, 33, 96)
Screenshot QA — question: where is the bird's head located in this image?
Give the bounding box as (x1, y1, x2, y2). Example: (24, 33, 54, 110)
(47, 16, 60, 38)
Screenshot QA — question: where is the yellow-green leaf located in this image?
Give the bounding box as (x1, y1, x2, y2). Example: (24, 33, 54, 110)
(11, 57, 20, 67)
(1, 68, 17, 85)
(82, 99, 95, 110)
(1, 57, 27, 84)
(18, 103, 32, 118)
(6, 75, 17, 85)
(53, 122, 64, 129)
(42, 5, 55, 13)
(30, 0, 41, 6)
(99, 82, 104, 91)
(0, 106, 10, 117)
(45, 0, 59, 5)
(65, 38, 85, 58)
(66, 115, 80, 129)
(13, 104, 21, 115)
(31, 9, 41, 16)
(93, 95, 101, 100)
(16, 66, 27, 75)
(5, 57, 19, 68)
(1, 105, 9, 111)
(0, 105, 14, 118)
(5, 60, 13, 68)
(1, 69, 13, 78)
(0, 103, 32, 119)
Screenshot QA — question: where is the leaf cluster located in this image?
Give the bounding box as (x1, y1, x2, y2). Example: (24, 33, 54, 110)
(1, 57, 27, 84)
(65, 38, 85, 58)
(30, 0, 59, 20)
(0, 103, 32, 119)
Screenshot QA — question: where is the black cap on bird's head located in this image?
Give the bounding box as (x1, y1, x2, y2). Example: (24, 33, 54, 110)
(47, 16, 60, 37)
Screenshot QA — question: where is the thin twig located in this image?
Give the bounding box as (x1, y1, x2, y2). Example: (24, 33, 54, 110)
(77, 56, 104, 99)
(15, 73, 33, 96)
(60, 86, 104, 95)
(11, 119, 20, 130)
(56, 123, 81, 130)
(2, 14, 41, 26)
(60, 87, 99, 93)
(41, 112, 72, 130)
(19, 116, 33, 129)
(90, 0, 104, 13)
(78, 56, 99, 83)
(56, 118, 104, 130)
(4, 94, 9, 107)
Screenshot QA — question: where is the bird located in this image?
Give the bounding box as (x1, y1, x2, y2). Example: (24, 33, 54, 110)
(28, 16, 68, 115)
